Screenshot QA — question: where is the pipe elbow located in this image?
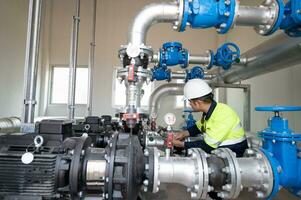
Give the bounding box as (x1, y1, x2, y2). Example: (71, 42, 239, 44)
(128, 2, 179, 46)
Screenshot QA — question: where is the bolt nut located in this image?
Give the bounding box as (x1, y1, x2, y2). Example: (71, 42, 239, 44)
(256, 191, 264, 198)
(191, 192, 197, 198)
(222, 167, 230, 173)
(143, 180, 149, 186)
(222, 184, 232, 191)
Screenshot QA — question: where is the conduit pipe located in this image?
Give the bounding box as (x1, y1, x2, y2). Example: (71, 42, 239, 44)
(219, 33, 301, 84)
(128, 2, 179, 46)
(22, 0, 43, 124)
(149, 83, 184, 116)
(68, 0, 80, 120)
(87, 0, 97, 116)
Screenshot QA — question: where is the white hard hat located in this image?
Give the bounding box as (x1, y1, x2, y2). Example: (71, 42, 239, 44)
(184, 79, 212, 100)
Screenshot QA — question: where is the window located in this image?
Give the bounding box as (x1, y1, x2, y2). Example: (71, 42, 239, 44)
(50, 66, 88, 104)
(113, 69, 153, 108)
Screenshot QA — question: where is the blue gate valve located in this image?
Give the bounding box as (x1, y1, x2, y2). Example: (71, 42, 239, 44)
(210, 42, 240, 70)
(280, 0, 301, 37)
(255, 106, 301, 199)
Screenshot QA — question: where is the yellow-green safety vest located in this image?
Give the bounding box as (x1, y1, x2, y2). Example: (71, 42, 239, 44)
(196, 103, 246, 148)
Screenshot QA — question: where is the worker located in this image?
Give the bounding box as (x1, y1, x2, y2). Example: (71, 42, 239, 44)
(173, 78, 248, 157)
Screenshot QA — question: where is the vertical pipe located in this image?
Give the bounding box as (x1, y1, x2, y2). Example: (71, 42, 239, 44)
(243, 86, 251, 132)
(87, 0, 97, 116)
(68, 0, 80, 120)
(22, 0, 43, 123)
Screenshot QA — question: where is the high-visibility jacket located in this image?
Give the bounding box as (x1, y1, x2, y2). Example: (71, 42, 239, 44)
(195, 102, 245, 148)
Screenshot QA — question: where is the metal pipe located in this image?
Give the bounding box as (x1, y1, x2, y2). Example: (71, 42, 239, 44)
(220, 33, 301, 84)
(149, 83, 184, 116)
(87, 0, 97, 116)
(128, 2, 179, 46)
(0, 117, 21, 133)
(189, 53, 211, 65)
(68, 0, 80, 120)
(236, 6, 271, 26)
(22, 0, 43, 123)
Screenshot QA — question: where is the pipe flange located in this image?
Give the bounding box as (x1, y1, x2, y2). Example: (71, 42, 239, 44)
(189, 148, 210, 199)
(254, 0, 283, 36)
(176, 0, 190, 32)
(212, 148, 242, 199)
(244, 148, 274, 198)
(117, 67, 152, 83)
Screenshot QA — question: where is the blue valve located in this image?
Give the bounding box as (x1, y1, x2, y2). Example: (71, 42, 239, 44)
(159, 42, 189, 68)
(255, 106, 301, 112)
(256, 105, 301, 199)
(180, 0, 236, 34)
(186, 66, 204, 81)
(211, 42, 240, 70)
(183, 109, 196, 129)
(151, 66, 171, 81)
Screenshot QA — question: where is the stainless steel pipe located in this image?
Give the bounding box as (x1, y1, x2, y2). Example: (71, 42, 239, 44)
(236, 6, 272, 26)
(0, 117, 21, 133)
(220, 34, 301, 84)
(87, 0, 97, 116)
(22, 0, 43, 123)
(128, 2, 179, 46)
(149, 83, 184, 116)
(68, 0, 80, 120)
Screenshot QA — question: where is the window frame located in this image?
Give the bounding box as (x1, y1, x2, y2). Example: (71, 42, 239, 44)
(49, 65, 89, 106)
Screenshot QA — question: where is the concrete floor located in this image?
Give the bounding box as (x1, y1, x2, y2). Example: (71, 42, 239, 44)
(141, 184, 300, 200)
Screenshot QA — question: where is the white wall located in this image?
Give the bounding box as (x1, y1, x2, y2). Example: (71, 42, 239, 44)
(225, 27, 301, 133)
(0, 0, 28, 118)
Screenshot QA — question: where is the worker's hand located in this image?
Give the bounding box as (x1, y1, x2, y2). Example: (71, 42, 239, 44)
(172, 139, 184, 148)
(174, 131, 189, 141)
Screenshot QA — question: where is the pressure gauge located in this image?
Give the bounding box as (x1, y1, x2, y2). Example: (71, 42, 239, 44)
(164, 113, 176, 126)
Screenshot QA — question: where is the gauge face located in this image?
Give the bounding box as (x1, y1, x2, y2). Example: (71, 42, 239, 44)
(164, 113, 176, 126)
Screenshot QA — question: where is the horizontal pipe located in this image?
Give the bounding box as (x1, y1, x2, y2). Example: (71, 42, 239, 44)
(128, 2, 179, 46)
(158, 157, 197, 187)
(0, 117, 21, 133)
(220, 34, 301, 83)
(236, 6, 271, 26)
(189, 53, 211, 65)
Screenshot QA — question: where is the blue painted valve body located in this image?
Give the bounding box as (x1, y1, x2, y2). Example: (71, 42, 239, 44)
(179, 0, 301, 37)
(256, 106, 301, 199)
(159, 42, 189, 68)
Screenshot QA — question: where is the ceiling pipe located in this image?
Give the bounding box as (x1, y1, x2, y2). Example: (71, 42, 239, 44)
(149, 83, 184, 117)
(217, 33, 301, 84)
(68, 0, 80, 121)
(22, 0, 43, 124)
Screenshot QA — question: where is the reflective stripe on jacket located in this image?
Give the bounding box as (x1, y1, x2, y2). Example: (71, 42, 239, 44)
(195, 103, 245, 148)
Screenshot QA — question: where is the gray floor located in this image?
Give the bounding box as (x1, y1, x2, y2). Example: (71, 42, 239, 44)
(141, 184, 300, 200)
